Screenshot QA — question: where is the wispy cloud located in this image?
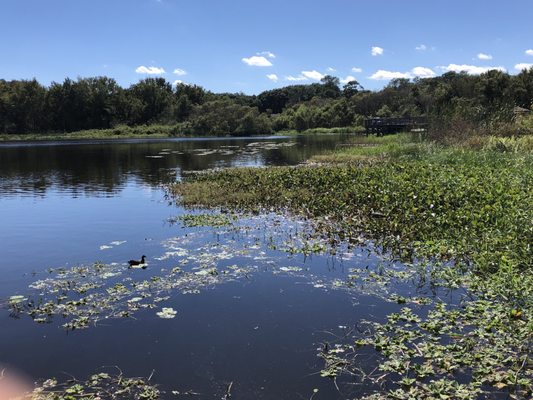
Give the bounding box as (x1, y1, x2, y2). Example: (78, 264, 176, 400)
(515, 63, 533, 71)
(411, 66, 436, 78)
(340, 75, 357, 84)
(526, 49, 533, 56)
(242, 56, 273, 67)
(351, 67, 363, 73)
(369, 70, 410, 80)
(266, 74, 279, 82)
(369, 67, 435, 81)
(173, 68, 187, 76)
(257, 51, 276, 59)
(371, 46, 384, 56)
(440, 64, 506, 75)
(285, 75, 308, 82)
(135, 66, 165, 75)
(477, 53, 493, 60)
(301, 70, 324, 80)
(415, 44, 427, 51)
(327, 67, 336, 72)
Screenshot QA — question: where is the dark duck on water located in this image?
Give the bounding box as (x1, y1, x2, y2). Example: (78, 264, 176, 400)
(128, 255, 147, 268)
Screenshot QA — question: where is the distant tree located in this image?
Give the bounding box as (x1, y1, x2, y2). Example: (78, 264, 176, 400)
(174, 83, 207, 105)
(257, 88, 290, 113)
(343, 80, 363, 98)
(0, 79, 47, 133)
(174, 95, 192, 122)
(376, 104, 393, 118)
(181, 98, 272, 136)
(127, 78, 174, 125)
(294, 105, 313, 132)
(511, 67, 533, 108)
(320, 75, 341, 98)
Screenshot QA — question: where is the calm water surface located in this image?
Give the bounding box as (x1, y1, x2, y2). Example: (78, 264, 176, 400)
(0, 135, 424, 399)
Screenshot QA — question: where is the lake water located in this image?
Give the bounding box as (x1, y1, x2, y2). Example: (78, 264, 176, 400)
(0, 135, 432, 399)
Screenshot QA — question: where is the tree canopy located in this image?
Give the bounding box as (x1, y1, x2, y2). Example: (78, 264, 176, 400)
(1, 69, 532, 135)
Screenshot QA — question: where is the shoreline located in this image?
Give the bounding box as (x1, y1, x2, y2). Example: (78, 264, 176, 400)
(0, 126, 366, 143)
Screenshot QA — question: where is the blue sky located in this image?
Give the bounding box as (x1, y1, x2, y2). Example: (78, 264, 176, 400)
(1, 0, 532, 94)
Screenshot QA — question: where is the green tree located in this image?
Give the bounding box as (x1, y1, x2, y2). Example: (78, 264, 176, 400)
(343, 80, 363, 98)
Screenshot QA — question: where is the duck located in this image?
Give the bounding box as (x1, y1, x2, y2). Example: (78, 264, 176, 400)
(128, 255, 147, 268)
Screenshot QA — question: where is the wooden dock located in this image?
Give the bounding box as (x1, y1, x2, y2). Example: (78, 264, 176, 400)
(364, 117, 428, 136)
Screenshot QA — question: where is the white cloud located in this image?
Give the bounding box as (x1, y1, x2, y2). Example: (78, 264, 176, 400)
(257, 51, 276, 59)
(285, 75, 308, 82)
(526, 49, 533, 56)
(242, 56, 273, 67)
(135, 66, 165, 75)
(351, 67, 363, 73)
(369, 66, 436, 81)
(327, 67, 336, 72)
(266, 74, 279, 82)
(515, 63, 533, 71)
(411, 66, 436, 78)
(415, 44, 427, 51)
(477, 53, 493, 60)
(371, 46, 384, 56)
(441, 64, 506, 75)
(369, 70, 410, 80)
(340, 75, 357, 84)
(173, 80, 184, 86)
(301, 70, 324, 80)
(173, 68, 187, 76)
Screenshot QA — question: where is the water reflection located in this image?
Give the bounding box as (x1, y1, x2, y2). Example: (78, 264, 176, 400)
(0, 135, 348, 197)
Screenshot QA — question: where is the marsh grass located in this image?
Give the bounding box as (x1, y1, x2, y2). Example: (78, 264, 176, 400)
(0, 124, 178, 142)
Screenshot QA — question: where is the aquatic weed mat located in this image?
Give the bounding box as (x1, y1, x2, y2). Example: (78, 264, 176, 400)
(25, 369, 162, 400)
(145, 140, 297, 159)
(318, 291, 532, 399)
(2, 213, 438, 331)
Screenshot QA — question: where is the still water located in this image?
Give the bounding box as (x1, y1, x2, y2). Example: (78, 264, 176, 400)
(0, 135, 416, 399)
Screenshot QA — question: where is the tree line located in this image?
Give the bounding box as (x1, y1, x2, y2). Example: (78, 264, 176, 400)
(1, 69, 532, 136)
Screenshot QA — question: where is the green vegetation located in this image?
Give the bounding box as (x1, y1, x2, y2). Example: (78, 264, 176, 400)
(9, 252, 255, 330)
(0, 124, 177, 141)
(171, 135, 532, 276)
(28, 371, 160, 400)
(276, 126, 366, 135)
(170, 134, 533, 399)
(171, 213, 235, 228)
(1, 68, 533, 139)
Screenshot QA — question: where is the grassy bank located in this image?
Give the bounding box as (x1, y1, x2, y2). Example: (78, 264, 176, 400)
(170, 134, 533, 399)
(0, 124, 367, 142)
(276, 126, 366, 135)
(0, 124, 178, 142)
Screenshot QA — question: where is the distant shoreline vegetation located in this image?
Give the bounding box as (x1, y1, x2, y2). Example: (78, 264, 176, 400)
(1, 69, 532, 140)
(0, 125, 365, 142)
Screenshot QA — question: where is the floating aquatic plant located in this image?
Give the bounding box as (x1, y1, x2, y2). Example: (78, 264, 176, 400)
(156, 307, 177, 319)
(28, 370, 161, 400)
(170, 213, 235, 228)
